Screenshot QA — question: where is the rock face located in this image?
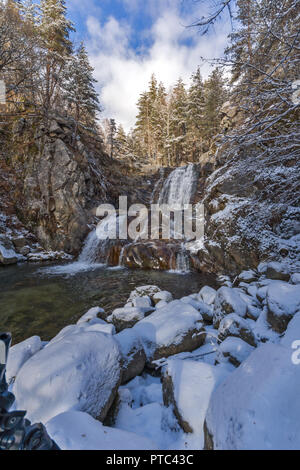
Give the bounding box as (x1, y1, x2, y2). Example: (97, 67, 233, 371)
(198, 144, 300, 275)
(6, 115, 155, 255)
(204, 344, 300, 450)
(14, 330, 122, 424)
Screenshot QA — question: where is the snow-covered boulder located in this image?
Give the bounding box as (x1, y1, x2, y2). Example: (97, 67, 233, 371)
(218, 313, 257, 347)
(237, 269, 258, 284)
(14, 330, 122, 424)
(76, 306, 105, 325)
(46, 411, 157, 450)
(258, 261, 290, 282)
(162, 360, 229, 447)
(127, 285, 161, 306)
(153, 291, 173, 305)
(107, 306, 154, 332)
(266, 281, 300, 333)
(218, 337, 255, 367)
(204, 343, 300, 450)
(0, 235, 19, 265)
(133, 300, 205, 366)
(290, 273, 300, 285)
(281, 312, 300, 348)
(213, 287, 248, 328)
(115, 329, 146, 384)
(133, 296, 152, 308)
(156, 300, 168, 309)
(199, 286, 217, 305)
(6, 336, 42, 384)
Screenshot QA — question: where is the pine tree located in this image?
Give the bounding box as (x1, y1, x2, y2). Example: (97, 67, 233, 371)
(39, 0, 75, 115)
(187, 67, 205, 160)
(115, 124, 128, 159)
(203, 68, 227, 145)
(63, 42, 101, 129)
(169, 78, 188, 165)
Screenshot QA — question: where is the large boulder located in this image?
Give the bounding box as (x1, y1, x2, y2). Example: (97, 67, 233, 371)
(213, 287, 248, 328)
(46, 411, 157, 450)
(107, 306, 155, 332)
(218, 337, 255, 367)
(162, 360, 229, 447)
(133, 300, 205, 367)
(266, 281, 300, 333)
(14, 330, 122, 424)
(218, 313, 257, 347)
(258, 261, 290, 282)
(204, 343, 300, 450)
(115, 329, 146, 384)
(6, 336, 42, 384)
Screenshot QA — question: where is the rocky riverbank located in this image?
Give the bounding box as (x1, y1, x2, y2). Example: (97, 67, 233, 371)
(8, 260, 300, 450)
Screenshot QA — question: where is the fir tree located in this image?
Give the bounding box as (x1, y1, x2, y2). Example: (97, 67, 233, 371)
(63, 42, 101, 129)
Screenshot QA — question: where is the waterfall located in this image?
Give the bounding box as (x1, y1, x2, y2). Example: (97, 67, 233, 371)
(175, 244, 190, 274)
(158, 164, 196, 207)
(78, 229, 100, 264)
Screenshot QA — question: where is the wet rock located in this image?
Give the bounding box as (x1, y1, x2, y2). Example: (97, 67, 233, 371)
(0, 235, 19, 264)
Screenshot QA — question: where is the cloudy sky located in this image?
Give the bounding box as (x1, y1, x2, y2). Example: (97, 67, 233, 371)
(68, 0, 232, 130)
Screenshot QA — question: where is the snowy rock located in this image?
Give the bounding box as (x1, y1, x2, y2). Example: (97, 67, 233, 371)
(0, 235, 19, 265)
(132, 296, 152, 308)
(199, 286, 217, 305)
(46, 411, 157, 450)
(213, 287, 248, 328)
(290, 273, 300, 285)
(153, 291, 173, 305)
(107, 306, 155, 332)
(258, 261, 290, 282)
(133, 300, 205, 366)
(218, 313, 257, 347)
(156, 300, 168, 309)
(76, 306, 105, 325)
(127, 285, 161, 305)
(204, 343, 300, 450)
(6, 336, 42, 384)
(246, 304, 261, 321)
(115, 329, 146, 384)
(281, 312, 300, 348)
(266, 281, 300, 333)
(237, 269, 258, 284)
(14, 331, 122, 424)
(162, 360, 229, 446)
(218, 337, 255, 367)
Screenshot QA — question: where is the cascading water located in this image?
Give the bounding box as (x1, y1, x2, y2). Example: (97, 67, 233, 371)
(156, 164, 197, 273)
(158, 163, 196, 206)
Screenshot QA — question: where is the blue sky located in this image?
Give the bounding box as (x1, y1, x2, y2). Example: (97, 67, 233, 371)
(67, 0, 232, 130)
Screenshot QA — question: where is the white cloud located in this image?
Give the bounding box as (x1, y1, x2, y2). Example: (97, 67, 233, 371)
(86, 2, 230, 131)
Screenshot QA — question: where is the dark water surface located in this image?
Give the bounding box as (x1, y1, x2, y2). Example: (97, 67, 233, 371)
(0, 261, 217, 344)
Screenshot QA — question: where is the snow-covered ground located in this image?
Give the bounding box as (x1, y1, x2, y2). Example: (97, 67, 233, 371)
(7, 261, 300, 450)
